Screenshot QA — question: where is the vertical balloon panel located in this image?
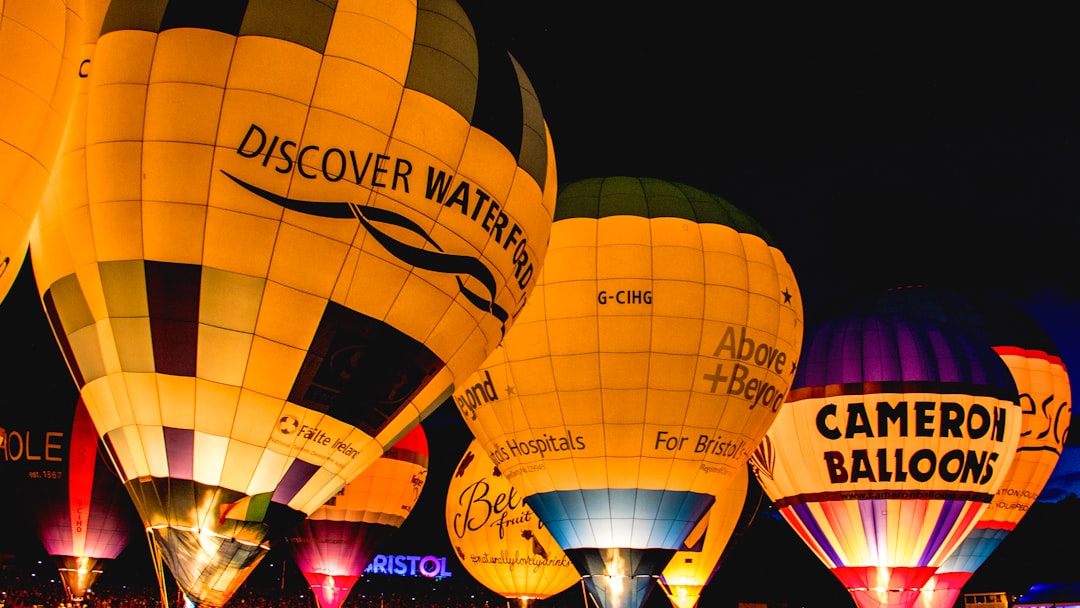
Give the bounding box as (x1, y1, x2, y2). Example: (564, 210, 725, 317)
(30, 2, 556, 607)
(750, 313, 1022, 608)
(446, 439, 580, 606)
(455, 177, 803, 608)
(286, 425, 428, 608)
(0, 0, 82, 303)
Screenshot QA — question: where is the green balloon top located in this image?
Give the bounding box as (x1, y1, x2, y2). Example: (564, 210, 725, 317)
(554, 177, 776, 245)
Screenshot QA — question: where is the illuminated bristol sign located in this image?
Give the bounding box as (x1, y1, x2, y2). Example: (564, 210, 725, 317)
(363, 554, 453, 579)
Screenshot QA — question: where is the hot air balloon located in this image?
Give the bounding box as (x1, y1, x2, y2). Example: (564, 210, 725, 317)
(658, 463, 761, 608)
(0, 0, 84, 303)
(446, 438, 581, 607)
(848, 286, 1072, 608)
(749, 312, 1023, 608)
(452, 176, 804, 608)
(1, 397, 140, 602)
(285, 423, 428, 608)
(29, 2, 557, 606)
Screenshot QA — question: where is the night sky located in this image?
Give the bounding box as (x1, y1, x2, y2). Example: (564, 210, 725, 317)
(2, 4, 1078, 607)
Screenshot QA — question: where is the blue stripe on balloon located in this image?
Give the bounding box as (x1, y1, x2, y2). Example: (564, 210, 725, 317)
(525, 489, 713, 550)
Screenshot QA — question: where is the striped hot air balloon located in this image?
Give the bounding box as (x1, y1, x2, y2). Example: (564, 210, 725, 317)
(30, 2, 556, 606)
(453, 176, 804, 608)
(750, 312, 1023, 608)
(848, 286, 1072, 608)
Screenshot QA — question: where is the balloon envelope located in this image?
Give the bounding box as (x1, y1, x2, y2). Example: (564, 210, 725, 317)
(453, 176, 804, 608)
(30, 2, 556, 606)
(286, 424, 428, 608)
(750, 312, 1023, 608)
(446, 439, 581, 606)
(850, 287, 1072, 608)
(0, 0, 82, 303)
(659, 463, 759, 608)
(1, 397, 139, 601)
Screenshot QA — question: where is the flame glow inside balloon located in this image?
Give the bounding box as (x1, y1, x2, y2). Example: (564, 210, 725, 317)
(750, 312, 1022, 608)
(286, 425, 428, 608)
(453, 176, 803, 608)
(445, 439, 580, 603)
(30, 2, 556, 606)
(5, 398, 138, 602)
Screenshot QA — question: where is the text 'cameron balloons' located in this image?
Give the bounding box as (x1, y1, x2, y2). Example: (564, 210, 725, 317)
(446, 439, 580, 607)
(750, 312, 1022, 608)
(0, 0, 81, 303)
(285, 424, 428, 608)
(849, 286, 1072, 608)
(453, 177, 804, 608)
(1, 398, 140, 602)
(30, 2, 556, 606)
(659, 463, 760, 608)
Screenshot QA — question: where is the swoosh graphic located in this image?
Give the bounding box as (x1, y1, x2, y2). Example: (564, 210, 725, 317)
(221, 170, 508, 333)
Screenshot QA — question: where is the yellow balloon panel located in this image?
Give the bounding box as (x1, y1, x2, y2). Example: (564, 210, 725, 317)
(446, 440, 580, 601)
(760, 392, 1023, 497)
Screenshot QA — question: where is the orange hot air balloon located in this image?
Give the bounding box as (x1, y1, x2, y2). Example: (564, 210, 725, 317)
(453, 177, 804, 608)
(29, 3, 556, 607)
(285, 424, 428, 608)
(848, 286, 1072, 608)
(446, 439, 581, 607)
(659, 463, 761, 608)
(0, 0, 84, 303)
(2, 398, 140, 602)
(750, 312, 1023, 608)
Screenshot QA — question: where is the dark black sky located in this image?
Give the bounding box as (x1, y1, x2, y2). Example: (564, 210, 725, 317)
(2, 5, 1079, 607)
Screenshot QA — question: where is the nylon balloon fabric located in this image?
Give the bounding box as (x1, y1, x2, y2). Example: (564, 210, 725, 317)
(849, 286, 1072, 608)
(29, 2, 557, 606)
(453, 176, 804, 608)
(750, 312, 1023, 608)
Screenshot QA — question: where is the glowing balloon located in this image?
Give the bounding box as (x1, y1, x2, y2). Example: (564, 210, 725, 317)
(659, 463, 759, 608)
(285, 424, 428, 608)
(0, 0, 83, 303)
(749, 312, 1023, 608)
(848, 286, 1072, 608)
(1, 398, 139, 602)
(30, 3, 556, 606)
(453, 176, 804, 608)
(446, 439, 581, 607)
